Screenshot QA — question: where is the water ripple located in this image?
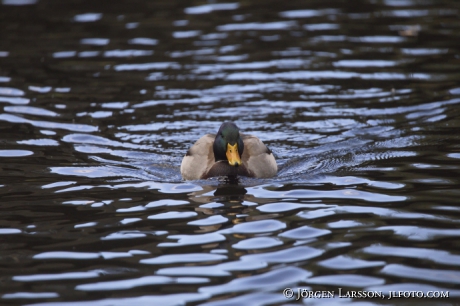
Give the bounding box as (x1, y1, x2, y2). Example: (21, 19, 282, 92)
(5, 106, 59, 117)
(381, 264, 460, 285)
(362, 245, 460, 266)
(3, 292, 59, 300)
(0, 114, 97, 132)
(224, 219, 286, 234)
(141, 253, 227, 265)
(13, 270, 106, 282)
(0, 150, 33, 157)
(199, 266, 311, 295)
(26, 293, 209, 306)
(148, 211, 197, 220)
(185, 3, 239, 15)
(232, 237, 283, 250)
(375, 226, 460, 241)
(306, 274, 385, 287)
(241, 246, 324, 264)
(158, 233, 226, 247)
(76, 275, 208, 291)
(217, 21, 296, 31)
(247, 186, 406, 202)
(319, 255, 385, 270)
(199, 292, 285, 306)
(156, 260, 267, 277)
(279, 226, 331, 240)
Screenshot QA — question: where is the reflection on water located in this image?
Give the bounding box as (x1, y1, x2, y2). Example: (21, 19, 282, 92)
(1, 0, 460, 305)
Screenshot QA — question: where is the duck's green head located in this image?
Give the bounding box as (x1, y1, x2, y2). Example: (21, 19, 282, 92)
(213, 122, 244, 166)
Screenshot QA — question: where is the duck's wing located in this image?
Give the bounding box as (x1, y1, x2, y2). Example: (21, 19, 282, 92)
(180, 134, 215, 180)
(241, 134, 277, 178)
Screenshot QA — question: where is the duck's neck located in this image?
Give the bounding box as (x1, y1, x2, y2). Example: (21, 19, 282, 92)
(213, 133, 229, 162)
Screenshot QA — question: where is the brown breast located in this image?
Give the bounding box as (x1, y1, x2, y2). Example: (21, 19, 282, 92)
(202, 161, 252, 179)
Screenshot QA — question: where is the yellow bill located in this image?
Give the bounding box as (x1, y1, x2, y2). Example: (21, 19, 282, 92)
(226, 143, 242, 166)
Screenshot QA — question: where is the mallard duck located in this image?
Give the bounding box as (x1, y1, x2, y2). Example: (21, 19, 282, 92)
(181, 122, 277, 180)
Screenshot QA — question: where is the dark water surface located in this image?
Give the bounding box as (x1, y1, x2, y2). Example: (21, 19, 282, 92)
(1, 0, 460, 305)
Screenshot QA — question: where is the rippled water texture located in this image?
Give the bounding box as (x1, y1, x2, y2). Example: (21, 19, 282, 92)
(1, 0, 460, 305)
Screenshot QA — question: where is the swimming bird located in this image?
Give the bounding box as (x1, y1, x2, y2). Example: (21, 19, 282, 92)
(181, 122, 277, 180)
